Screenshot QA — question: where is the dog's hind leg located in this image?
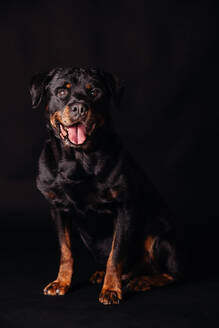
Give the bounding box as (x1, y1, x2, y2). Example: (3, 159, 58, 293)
(127, 233, 179, 291)
(126, 273, 174, 291)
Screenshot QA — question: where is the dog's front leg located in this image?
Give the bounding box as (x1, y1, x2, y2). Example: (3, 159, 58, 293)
(99, 239, 122, 305)
(44, 208, 74, 296)
(99, 209, 130, 305)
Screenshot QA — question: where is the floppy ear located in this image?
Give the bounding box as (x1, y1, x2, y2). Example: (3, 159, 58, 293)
(29, 68, 59, 109)
(29, 72, 49, 109)
(103, 72, 124, 108)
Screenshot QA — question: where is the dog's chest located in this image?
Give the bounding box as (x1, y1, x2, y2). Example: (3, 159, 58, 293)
(58, 158, 119, 214)
(71, 178, 116, 211)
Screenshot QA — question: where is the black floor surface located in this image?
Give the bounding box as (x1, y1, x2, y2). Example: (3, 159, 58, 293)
(1, 212, 219, 328)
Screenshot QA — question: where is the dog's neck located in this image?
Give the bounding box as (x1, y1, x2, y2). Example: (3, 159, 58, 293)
(74, 138, 120, 176)
(51, 127, 122, 177)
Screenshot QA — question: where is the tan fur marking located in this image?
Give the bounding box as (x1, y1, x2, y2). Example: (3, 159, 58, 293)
(144, 235, 155, 261)
(57, 227, 74, 285)
(66, 83, 71, 89)
(49, 107, 73, 130)
(61, 106, 72, 126)
(99, 233, 122, 304)
(85, 83, 92, 90)
(162, 273, 174, 281)
(44, 227, 74, 296)
(47, 191, 56, 200)
(127, 273, 175, 291)
(111, 189, 119, 199)
(49, 111, 62, 129)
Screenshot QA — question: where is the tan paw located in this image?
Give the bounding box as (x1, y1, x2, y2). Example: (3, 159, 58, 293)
(43, 280, 70, 296)
(127, 276, 151, 291)
(99, 288, 122, 305)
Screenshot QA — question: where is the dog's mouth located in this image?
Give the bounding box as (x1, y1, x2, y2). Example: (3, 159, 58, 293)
(59, 122, 87, 145)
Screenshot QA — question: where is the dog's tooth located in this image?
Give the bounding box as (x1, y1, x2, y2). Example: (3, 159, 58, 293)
(60, 124, 67, 136)
(60, 133, 65, 140)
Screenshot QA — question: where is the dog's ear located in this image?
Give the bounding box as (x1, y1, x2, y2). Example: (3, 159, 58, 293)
(29, 68, 58, 109)
(29, 72, 49, 109)
(103, 72, 124, 108)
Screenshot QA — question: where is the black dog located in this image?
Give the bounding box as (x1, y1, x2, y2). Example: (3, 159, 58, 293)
(30, 67, 180, 305)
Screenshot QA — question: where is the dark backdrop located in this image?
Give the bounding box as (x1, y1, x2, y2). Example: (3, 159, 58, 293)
(0, 1, 218, 327)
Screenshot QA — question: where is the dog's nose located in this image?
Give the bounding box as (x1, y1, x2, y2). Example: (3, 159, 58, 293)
(69, 103, 88, 118)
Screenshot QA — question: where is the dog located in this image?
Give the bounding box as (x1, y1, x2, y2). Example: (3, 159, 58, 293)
(30, 67, 180, 305)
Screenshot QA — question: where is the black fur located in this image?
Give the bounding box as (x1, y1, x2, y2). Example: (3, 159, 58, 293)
(30, 67, 180, 303)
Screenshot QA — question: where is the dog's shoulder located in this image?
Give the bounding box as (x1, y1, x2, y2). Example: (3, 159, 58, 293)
(38, 136, 62, 173)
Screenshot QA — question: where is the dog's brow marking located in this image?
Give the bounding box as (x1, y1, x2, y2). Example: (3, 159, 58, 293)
(85, 83, 92, 90)
(66, 83, 71, 89)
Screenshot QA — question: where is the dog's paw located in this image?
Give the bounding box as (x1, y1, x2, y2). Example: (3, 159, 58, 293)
(99, 288, 122, 305)
(89, 271, 105, 284)
(126, 276, 151, 291)
(43, 280, 69, 296)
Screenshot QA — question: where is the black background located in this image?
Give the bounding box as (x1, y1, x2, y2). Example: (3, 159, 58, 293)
(0, 1, 218, 327)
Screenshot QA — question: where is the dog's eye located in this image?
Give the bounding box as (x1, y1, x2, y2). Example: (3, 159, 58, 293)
(89, 88, 98, 98)
(57, 89, 69, 99)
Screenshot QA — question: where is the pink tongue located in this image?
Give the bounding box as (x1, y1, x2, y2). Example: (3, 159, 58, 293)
(67, 124, 87, 145)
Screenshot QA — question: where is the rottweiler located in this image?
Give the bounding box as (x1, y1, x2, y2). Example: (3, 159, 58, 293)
(30, 67, 180, 305)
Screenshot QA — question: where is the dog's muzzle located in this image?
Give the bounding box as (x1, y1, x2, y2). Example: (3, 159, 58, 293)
(60, 122, 87, 145)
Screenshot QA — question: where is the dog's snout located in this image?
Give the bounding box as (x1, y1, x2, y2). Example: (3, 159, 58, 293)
(70, 103, 88, 118)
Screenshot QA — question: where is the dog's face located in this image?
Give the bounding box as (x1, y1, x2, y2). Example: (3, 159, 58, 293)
(30, 67, 123, 150)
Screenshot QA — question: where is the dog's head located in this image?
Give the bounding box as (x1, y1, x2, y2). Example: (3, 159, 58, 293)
(30, 67, 123, 150)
